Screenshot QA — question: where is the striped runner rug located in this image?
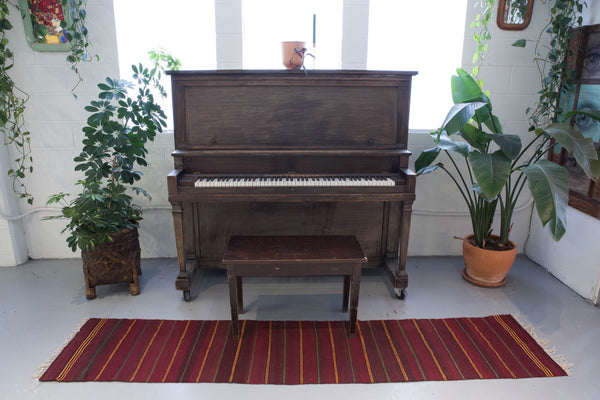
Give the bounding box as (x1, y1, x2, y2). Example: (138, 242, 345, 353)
(38, 315, 568, 384)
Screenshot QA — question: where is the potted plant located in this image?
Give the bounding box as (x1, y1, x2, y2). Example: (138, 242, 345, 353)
(45, 51, 180, 299)
(415, 68, 600, 287)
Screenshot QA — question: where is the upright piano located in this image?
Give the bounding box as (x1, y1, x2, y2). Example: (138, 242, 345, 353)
(167, 70, 417, 301)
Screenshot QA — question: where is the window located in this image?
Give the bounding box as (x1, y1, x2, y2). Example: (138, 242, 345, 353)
(243, 0, 343, 69)
(368, 0, 468, 130)
(113, 1, 469, 131)
(113, 0, 216, 129)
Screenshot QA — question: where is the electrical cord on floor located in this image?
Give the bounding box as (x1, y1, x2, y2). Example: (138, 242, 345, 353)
(412, 197, 534, 217)
(0, 205, 173, 221)
(1, 199, 536, 222)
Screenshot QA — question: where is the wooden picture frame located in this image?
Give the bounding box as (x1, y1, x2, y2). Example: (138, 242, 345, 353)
(549, 24, 600, 218)
(497, 0, 534, 31)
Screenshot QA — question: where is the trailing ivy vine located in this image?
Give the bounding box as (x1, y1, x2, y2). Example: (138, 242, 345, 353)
(0, 0, 96, 205)
(24, 0, 96, 96)
(471, 0, 495, 87)
(62, 0, 97, 95)
(0, 1, 33, 204)
(512, 0, 586, 129)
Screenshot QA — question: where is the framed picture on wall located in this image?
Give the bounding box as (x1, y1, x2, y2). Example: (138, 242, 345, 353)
(581, 31, 600, 80)
(550, 23, 600, 218)
(19, 0, 72, 52)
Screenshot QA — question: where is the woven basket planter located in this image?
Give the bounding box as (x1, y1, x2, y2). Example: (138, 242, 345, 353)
(81, 228, 142, 300)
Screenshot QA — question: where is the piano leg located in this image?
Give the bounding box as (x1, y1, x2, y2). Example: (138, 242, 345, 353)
(172, 202, 192, 301)
(398, 201, 413, 289)
(383, 200, 412, 299)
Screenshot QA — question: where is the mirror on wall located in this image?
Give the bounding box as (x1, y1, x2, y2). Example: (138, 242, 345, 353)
(497, 0, 534, 31)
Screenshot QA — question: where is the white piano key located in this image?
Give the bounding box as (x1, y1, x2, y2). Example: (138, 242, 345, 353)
(194, 175, 398, 187)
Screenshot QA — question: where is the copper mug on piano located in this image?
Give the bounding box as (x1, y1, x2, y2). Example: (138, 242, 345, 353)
(281, 41, 306, 69)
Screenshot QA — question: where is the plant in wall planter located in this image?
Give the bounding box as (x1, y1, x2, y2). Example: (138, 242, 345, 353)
(45, 51, 180, 299)
(415, 68, 600, 287)
(19, 0, 97, 95)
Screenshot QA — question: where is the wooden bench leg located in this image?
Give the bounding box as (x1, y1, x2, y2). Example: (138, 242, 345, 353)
(237, 276, 243, 313)
(349, 263, 362, 335)
(342, 275, 350, 312)
(227, 268, 240, 340)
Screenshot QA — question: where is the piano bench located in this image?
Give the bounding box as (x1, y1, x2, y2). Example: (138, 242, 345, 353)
(222, 235, 367, 340)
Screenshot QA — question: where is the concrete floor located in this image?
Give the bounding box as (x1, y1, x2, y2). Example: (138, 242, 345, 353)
(0, 255, 598, 399)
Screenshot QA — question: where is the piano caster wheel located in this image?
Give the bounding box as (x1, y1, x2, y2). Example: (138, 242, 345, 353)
(183, 290, 191, 302)
(395, 288, 407, 300)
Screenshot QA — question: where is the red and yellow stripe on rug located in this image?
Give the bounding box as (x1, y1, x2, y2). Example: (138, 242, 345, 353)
(39, 315, 568, 384)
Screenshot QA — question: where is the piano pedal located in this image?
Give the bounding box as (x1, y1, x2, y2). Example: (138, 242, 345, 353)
(183, 290, 191, 302)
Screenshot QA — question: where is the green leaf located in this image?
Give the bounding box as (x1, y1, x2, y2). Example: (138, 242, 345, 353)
(468, 150, 512, 199)
(483, 114, 502, 134)
(415, 147, 441, 174)
(441, 102, 488, 135)
(563, 109, 600, 123)
(544, 122, 599, 179)
(451, 68, 484, 103)
(437, 135, 471, 157)
(459, 124, 492, 152)
(417, 163, 443, 176)
(590, 151, 600, 178)
(522, 160, 568, 240)
(512, 39, 527, 48)
(491, 134, 522, 160)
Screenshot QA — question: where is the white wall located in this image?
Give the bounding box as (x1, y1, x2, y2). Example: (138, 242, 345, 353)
(1, 0, 599, 303)
(527, 208, 600, 304)
(0, 145, 28, 266)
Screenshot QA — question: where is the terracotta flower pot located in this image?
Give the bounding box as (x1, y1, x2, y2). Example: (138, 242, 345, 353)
(461, 234, 517, 287)
(282, 41, 306, 69)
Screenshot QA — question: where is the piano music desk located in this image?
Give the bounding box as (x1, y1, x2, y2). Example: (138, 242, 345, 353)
(222, 235, 367, 339)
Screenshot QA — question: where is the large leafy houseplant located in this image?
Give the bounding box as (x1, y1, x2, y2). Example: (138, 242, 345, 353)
(45, 51, 179, 252)
(415, 68, 600, 252)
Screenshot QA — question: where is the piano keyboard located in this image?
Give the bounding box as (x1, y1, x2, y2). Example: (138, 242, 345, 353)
(194, 176, 396, 188)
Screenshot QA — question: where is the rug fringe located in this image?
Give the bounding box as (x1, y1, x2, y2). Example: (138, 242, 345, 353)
(511, 314, 572, 375)
(31, 318, 89, 381)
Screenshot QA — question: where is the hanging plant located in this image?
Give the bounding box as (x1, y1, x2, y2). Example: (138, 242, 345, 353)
(512, 0, 586, 128)
(20, 0, 96, 96)
(0, 1, 33, 204)
(471, 0, 495, 86)
(62, 0, 97, 95)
